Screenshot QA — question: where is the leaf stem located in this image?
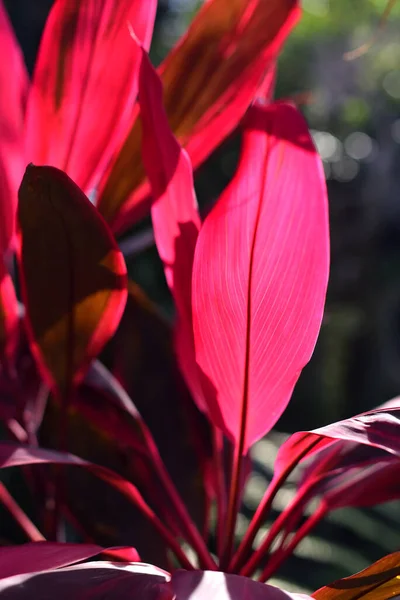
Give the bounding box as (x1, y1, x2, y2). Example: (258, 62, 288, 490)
(229, 437, 320, 572)
(240, 478, 314, 577)
(258, 502, 327, 582)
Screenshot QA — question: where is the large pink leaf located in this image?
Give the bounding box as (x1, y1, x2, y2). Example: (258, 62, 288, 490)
(138, 49, 205, 411)
(0, 542, 137, 580)
(192, 102, 329, 452)
(0, 561, 170, 599)
(172, 570, 311, 600)
(0, 1, 28, 252)
(25, 0, 156, 194)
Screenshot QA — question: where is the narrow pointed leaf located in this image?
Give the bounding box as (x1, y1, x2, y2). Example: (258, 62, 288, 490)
(25, 0, 156, 194)
(313, 552, 400, 600)
(0, 2, 28, 252)
(191, 102, 329, 451)
(17, 165, 127, 397)
(276, 405, 400, 477)
(138, 50, 205, 410)
(97, 0, 300, 232)
(39, 380, 187, 564)
(0, 561, 170, 599)
(172, 570, 311, 600)
(0, 542, 137, 580)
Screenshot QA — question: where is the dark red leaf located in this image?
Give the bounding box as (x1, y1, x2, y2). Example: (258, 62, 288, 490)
(17, 165, 127, 398)
(0, 542, 132, 580)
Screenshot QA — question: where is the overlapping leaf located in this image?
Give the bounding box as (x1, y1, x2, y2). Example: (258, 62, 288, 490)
(0, 561, 170, 599)
(17, 165, 127, 397)
(191, 102, 329, 451)
(25, 0, 156, 194)
(0, 542, 139, 580)
(97, 0, 300, 232)
(0, 257, 18, 369)
(273, 401, 400, 515)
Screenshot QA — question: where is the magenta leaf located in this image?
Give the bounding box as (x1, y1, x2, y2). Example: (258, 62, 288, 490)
(172, 570, 312, 600)
(0, 542, 139, 580)
(192, 101, 329, 452)
(0, 561, 171, 599)
(25, 0, 156, 195)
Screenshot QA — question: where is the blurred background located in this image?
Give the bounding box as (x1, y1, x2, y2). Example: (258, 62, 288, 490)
(3, 0, 400, 593)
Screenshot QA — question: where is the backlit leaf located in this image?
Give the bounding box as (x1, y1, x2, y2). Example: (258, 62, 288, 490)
(191, 102, 329, 451)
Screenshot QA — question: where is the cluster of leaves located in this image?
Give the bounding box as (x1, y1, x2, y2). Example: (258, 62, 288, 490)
(0, 0, 400, 598)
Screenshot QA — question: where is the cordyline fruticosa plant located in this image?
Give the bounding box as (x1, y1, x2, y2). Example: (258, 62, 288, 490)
(0, 0, 399, 598)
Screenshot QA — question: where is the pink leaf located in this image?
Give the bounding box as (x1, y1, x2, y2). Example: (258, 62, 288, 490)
(0, 1, 28, 252)
(172, 570, 312, 600)
(0, 561, 171, 599)
(192, 102, 329, 452)
(138, 49, 206, 411)
(25, 0, 156, 194)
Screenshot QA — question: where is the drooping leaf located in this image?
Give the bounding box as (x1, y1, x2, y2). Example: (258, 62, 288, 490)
(0, 561, 171, 599)
(25, 0, 156, 195)
(313, 552, 400, 600)
(0, 440, 186, 561)
(275, 402, 400, 483)
(17, 165, 127, 397)
(172, 570, 312, 600)
(0, 1, 28, 252)
(0, 542, 139, 580)
(138, 49, 205, 412)
(97, 0, 300, 232)
(191, 102, 329, 452)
